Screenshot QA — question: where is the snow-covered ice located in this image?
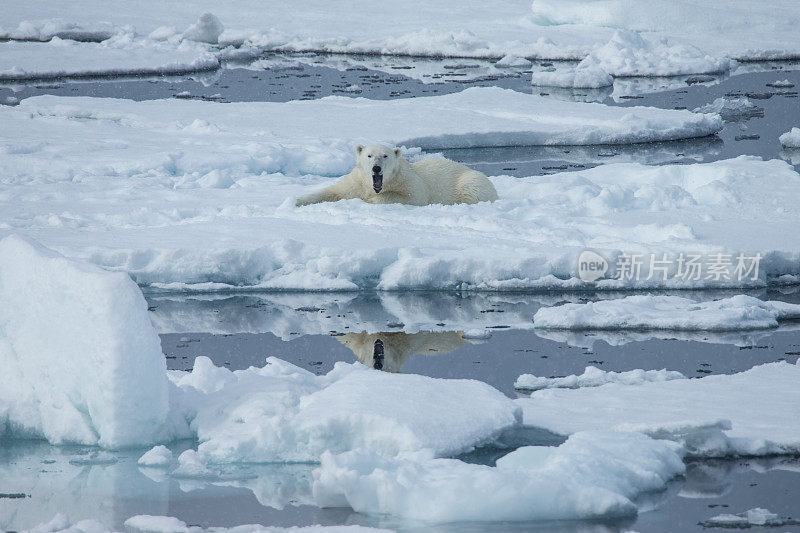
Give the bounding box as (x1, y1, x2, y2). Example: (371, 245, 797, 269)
(313, 430, 685, 522)
(6, 92, 800, 291)
(779, 127, 800, 148)
(516, 360, 800, 457)
(0, 37, 218, 81)
(0, 235, 169, 448)
(693, 97, 762, 122)
(27, 513, 391, 533)
(3, 0, 800, 61)
(514, 366, 685, 391)
(701, 507, 799, 528)
(171, 356, 521, 463)
(531, 64, 613, 89)
(579, 30, 731, 78)
(533, 295, 800, 330)
(138, 445, 173, 468)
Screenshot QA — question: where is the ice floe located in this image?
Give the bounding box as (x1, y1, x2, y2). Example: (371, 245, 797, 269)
(701, 507, 800, 528)
(516, 360, 800, 457)
(0, 235, 169, 448)
(531, 63, 613, 88)
(693, 97, 763, 122)
(3, 1, 799, 61)
(533, 295, 800, 331)
(514, 366, 686, 391)
(779, 127, 800, 148)
(313, 430, 685, 522)
(138, 445, 173, 467)
(11, 92, 800, 291)
(27, 513, 391, 533)
(171, 356, 521, 463)
(0, 37, 218, 81)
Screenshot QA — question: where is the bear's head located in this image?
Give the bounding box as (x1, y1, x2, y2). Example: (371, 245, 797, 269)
(355, 144, 402, 194)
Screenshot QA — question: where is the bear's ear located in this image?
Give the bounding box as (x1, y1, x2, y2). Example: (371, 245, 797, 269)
(355, 145, 364, 156)
(393, 147, 402, 157)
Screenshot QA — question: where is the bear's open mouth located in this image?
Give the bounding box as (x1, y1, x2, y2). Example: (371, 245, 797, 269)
(372, 173, 383, 193)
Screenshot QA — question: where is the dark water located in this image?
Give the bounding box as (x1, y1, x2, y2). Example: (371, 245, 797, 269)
(2, 53, 800, 532)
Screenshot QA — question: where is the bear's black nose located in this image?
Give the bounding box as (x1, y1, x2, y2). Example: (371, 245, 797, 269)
(372, 165, 381, 174)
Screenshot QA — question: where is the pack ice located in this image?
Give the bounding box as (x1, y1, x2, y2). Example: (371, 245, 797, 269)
(516, 360, 800, 457)
(533, 295, 800, 330)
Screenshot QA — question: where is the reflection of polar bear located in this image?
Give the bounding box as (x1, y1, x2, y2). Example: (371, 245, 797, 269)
(295, 144, 498, 206)
(337, 331, 469, 373)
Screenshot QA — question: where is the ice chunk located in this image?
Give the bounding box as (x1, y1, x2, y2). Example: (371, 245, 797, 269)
(495, 54, 531, 68)
(515, 366, 685, 391)
(137, 445, 173, 467)
(701, 507, 795, 528)
(516, 361, 800, 457)
(580, 30, 731, 77)
(693, 97, 762, 122)
(531, 64, 612, 88)
(0, 235, 169, 448)
(181, 358, 521, 463)
(181, 13, 224, 44)
(779, 127, 800, 148)
(533, 295, 800, 330)
(313, 430, 685, 522)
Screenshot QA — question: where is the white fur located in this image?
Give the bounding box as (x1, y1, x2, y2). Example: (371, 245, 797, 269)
(295, 144, 498, 207)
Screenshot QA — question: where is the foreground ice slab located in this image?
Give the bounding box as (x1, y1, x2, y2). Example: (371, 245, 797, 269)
(533, 295, 800, 331)
(517, 361, 800, 457)
(0, 235, 168, 448)
(0, 37, 217, 81)
(172, 356, 521, 463)
(313, 431, 684, 522)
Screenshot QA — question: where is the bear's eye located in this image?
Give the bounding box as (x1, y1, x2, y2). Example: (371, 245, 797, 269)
(383, 154, 388, 158)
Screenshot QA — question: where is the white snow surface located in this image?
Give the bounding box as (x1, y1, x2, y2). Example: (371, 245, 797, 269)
(137, 445, 173, 467)
(579, 30, 731, 78)
(28, 513, 390, 533)
(779, 127, 800, 149)
(533, 295, 800, 330)
(312, 431, 685, 522)
(0, 235, 169, 448)
(170, 356, 521, 463)
(514, 366, 685, 391)
(0, 36, 218, 81)
(5, 94, 800, 291)
(516, 360, 800, 457)
(2, 1, 799, 60)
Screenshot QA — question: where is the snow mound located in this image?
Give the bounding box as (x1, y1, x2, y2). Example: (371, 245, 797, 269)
(779, 127, 800, 148)
(0, 235, 168, 448)
(313, 430, 684, 522)
(0, 37, 218, 81)
(533, 295, 800, 330)
(138, 445, 173, 467)
(515, 366, 685, 391)
(181, 13, 224, 44)
(516, 360, 800, 457)
(531, 64, 612, 88)
(579, 30, 731, 77)
(171, 356, 521, 463)
(495, 54, 531, 68)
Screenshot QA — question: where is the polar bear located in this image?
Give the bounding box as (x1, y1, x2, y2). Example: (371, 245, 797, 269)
(295, 144, 498, 206)
(336, 330, 469, 373)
